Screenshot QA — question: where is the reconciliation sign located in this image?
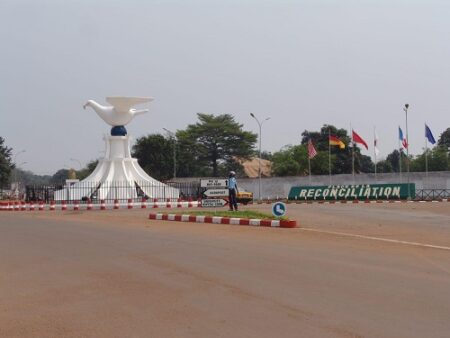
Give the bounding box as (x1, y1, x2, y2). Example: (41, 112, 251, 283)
(200, 179, 228, 188)
(288, 183, 416, 201)
(202, 199, 228, 208)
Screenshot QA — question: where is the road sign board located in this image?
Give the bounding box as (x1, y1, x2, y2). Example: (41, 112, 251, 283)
(200, 179, 228, 188)
(272, 202, 286, 217)
(204, 189, 229, 197)
(202, 199, 228, 208)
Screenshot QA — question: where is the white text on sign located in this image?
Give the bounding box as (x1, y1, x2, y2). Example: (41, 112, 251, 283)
(204, 189, 229, 197)
(202, 199, 228, 208)
(200, 179, 228, 188)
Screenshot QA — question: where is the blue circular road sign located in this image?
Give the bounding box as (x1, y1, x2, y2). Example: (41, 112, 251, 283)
(272, 202, 286, 217)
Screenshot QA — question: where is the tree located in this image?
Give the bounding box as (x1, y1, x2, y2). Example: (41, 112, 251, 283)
(410, 146, 449, 172)
(300, 125, 373, 174)
(180, 114, 257, 177)
(0, 137, 14, 188)
(376, 159, 393, 173)
(385, 149, 409, 173)
(51, 169, 70, 184)
(132, 134, 174, 181)
(14, 168, 52, 186)
(437, 128, 450, 149)
(77, 160, 99, 180)
(271, 145, 303, 176)
(259, 151, 273, 161)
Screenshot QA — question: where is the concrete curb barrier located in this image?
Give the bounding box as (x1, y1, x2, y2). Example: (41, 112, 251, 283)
(0, 201, 200, 212)
(148, 212, 297, 228)
(289, 199, 450, 204)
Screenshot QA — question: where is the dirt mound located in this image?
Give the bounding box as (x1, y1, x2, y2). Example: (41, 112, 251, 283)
(240, 158, 272, 178)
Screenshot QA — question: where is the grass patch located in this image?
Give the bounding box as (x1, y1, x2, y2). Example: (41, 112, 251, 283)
(169, 209, 288, 220)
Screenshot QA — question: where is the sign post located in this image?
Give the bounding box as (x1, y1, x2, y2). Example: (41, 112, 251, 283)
(201, 199, 228, 208)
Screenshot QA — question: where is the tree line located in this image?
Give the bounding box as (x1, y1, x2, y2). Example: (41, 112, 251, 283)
(1, 117, 450, 187)
(270, 125, 450, 176)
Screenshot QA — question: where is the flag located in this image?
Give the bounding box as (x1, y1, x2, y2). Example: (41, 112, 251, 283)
(352, 130, 368, 150)
(308, 139, 317, 159)
(374, 130, 380, 156)
(425, 124, 436, 144)
(329, 135, 345, 149)
(398, 126, 408, 149)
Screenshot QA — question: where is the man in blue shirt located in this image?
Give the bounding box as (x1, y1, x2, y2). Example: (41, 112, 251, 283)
(227, 171, 239, 211)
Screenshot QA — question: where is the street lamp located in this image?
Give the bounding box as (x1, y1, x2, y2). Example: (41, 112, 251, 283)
(12, 149, 26, 185)
(163, 128, 177, 179)
(250, 113, 270, 201)
(13, 161, 27, 197)
(13, 149, 26, 165)
(403, 103, 411, 199)
(70, 158, 82, 169)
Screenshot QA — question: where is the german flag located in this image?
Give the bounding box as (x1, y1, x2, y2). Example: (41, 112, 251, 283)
(329, 135, 345, 149)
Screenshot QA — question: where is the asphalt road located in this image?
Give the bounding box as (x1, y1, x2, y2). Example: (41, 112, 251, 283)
(1, 203, 449, 337)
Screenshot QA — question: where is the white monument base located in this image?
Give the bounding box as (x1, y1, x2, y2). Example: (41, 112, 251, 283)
(55, 135, 179, 201)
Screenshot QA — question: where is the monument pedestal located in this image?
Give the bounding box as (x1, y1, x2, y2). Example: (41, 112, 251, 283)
(55, 135, 179, 201)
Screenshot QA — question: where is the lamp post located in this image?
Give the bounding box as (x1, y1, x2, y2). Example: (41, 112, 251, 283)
(250, 113, 270, 201)
(13, 150, 26, 185)
(163, 128, 177, 179)
(14, 161, 27, 197)
(70, 158, 82, 169)
(403, 103, 411, 199)
(13, 149, 26, 165)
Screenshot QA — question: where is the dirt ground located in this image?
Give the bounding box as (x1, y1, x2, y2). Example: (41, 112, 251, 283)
(0, 202, 449, 337)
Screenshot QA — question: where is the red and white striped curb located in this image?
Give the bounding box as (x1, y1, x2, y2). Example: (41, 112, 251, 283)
(0, 199, 199, 212)
(286, 199, 450, 205)
(149, 212, 297, 228)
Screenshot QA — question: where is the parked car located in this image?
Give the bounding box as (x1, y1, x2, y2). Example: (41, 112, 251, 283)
(236, 190, 253, 205)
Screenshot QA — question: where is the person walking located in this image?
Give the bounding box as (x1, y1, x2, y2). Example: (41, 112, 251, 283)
(227, 171, 239, 211)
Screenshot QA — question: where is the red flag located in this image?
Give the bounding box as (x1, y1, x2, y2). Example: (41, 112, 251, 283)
(308, 139, 317, 159)
(352, 130, 368, 150)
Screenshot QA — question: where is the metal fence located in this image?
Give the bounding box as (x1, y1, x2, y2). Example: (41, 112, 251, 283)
(24, 180, 450, 203)
(414, 189, 450, 201)
(25, 181, 202, 203)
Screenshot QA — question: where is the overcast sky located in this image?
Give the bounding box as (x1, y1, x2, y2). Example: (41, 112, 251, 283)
(1, 0, 449, 175)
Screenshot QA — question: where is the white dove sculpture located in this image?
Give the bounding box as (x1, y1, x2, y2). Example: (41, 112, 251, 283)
(83, 97, 153, 127)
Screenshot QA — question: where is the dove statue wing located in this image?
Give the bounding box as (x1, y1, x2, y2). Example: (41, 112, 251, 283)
(106, 97, 153, 113)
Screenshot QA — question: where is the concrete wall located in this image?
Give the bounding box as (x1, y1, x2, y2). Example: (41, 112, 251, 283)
(237, 172, 450, 199)
(172, 172, 450, 199)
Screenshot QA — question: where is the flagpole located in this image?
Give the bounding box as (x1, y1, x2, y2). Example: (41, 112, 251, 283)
(404, 104, 410, 199)
(398, 126, 402, 183)
(425, 123, 429, 183)
(308, 150, 312, 184)
(350, 124, 355, 184)
(374, 126, 377, 183)
(328, 128, 332, 185)
(308, 135, 312, 184)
